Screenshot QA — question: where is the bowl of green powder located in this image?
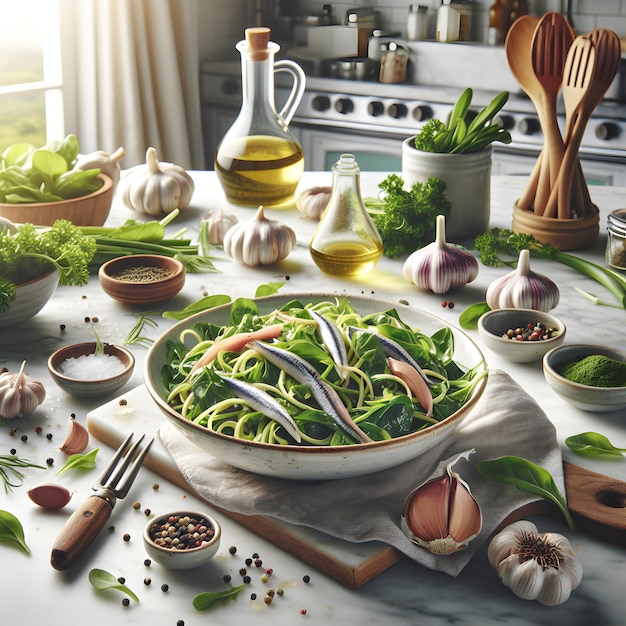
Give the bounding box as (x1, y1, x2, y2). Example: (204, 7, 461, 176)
(543, 344, 626, 412)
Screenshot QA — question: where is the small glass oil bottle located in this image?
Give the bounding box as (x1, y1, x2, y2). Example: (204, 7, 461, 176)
(309, 154, 383, 276)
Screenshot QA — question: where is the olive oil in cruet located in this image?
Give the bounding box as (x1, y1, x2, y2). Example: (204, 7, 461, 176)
(309, 154, 384, 276)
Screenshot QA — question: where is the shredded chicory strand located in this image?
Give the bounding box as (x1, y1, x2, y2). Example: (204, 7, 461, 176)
(161, 299, 486, 447)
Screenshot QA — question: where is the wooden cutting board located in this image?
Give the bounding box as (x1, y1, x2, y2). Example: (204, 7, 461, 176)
(87, 386, 626, 588)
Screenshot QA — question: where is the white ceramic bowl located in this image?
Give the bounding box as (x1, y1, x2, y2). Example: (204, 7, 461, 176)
(543, 344, 626, 412)
(143, 510, 221, 570)
(0, 268, 59, 328)
(144, 293, 488, 480)
(48, 342, 135, 398)
(478, 308, 566, 364)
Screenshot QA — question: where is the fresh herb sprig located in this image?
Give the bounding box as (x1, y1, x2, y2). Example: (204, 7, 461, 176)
(474, 228, 626, 310)
(0, 219, 96, 311)
(124, 313, 159, 347)
(364, 174, 451, 259)
(0, 455, 46, 493)
(411, 89, 512, 154)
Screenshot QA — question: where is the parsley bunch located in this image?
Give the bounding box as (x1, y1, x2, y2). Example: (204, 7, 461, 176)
(364, 174, 450, 259)
(0, 219, 96, 311)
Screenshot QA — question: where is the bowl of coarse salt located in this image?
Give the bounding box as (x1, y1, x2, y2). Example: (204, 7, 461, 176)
(47, 342, 135, 399)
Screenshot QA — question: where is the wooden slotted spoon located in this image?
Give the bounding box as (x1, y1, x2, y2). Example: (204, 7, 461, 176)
(504, 15, 542, 211)
(544, 30, 621, 219)
(530, 12, 574, 215)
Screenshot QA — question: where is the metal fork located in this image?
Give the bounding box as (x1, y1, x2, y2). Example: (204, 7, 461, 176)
(50, 432, 154, 570)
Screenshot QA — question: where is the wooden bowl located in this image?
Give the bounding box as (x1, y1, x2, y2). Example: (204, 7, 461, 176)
(0, 174, 114, 227)
(512, 201, 599, 251)
(98, 254, 186, 305)
(48, 342, 135, 398)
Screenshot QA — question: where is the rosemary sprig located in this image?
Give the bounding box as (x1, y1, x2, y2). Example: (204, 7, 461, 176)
(0, 455, 46, 493)
(124, 314, 159, 348)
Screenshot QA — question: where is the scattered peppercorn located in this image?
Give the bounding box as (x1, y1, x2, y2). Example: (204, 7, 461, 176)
(447, 301, 455, 309)
(223, 574, 231, 583)
(9, 448, 16, 455)
(302, 575, 311, 583)
(239, 567, 247, 576)
(144, 508, 151, 516)
(161, 583, 169, 592)
(251, 593, 257, 600)
(46, 433, 53, 440)
(84, 316, 90, 323)
(300, 609, 307, 615)
(441, 301, 447, 308)
(252, 552, 259, 558)
(108, 525, 115, 532)
(133, 501, 141, 510)
(267, 589, 275, 597)
(265, 568, 273, 575)
(144, 559, 151, 566)
(243, 575, 251, 584)
(9, 428, 16, 436)
(177, 620, 184, 626)
(152, 483, 159, 490)
(261, 574, 269, 583)
(35, 426, 42, 434)
(118, 577, 126, 584)
(277, 588, 284, 597)
(228, 545, 237, 555)
(60, 324, 66, 331)
(46, 457, 54, 466)
(264, 596, 273, 606)
(123, 533, 131, 542)
(20, 435, 27, 442)
(122, 598, 130, 607)
(144, 577, 152, 585)
(119, 398, 128, 406)
(254, 558, 263, 567)
(245, 558, 253, 566)
(92, 316, 99, 323)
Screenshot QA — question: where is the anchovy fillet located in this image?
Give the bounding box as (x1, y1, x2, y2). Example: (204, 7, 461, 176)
(348, 326, 435, 386)
(247, 340, 372, 444)
(308, 309, 349, 383)
(219, 374, 302, 443)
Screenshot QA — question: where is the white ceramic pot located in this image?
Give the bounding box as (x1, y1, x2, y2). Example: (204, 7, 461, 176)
(0, 268, 60, 328)
(402, 139, 492, 241)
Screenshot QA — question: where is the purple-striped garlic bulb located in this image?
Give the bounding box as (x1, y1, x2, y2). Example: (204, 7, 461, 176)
(403, 214, 479, 294)
(486, 249, 560, 312)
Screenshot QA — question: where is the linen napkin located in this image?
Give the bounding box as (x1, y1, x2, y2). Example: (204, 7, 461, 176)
(159, 369, 565, 577)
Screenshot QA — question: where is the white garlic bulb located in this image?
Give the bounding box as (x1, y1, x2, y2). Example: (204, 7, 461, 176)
(202, 207, 239, 245)
(488, 520, 583, 606)
(223, 205, 296, 266)
(0, 361, 46, 419)
(74, 146, 126, 186)
(401, 449, 482, 555)
(296, 186, 332, 219)
(486, 249, 559, 311)
(403, 214, 479, 294)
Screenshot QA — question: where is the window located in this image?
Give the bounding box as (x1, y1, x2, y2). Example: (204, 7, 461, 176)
(0, 0, 63, 151)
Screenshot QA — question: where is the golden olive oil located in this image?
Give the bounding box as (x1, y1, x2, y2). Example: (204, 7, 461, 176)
(310, 241, 383, 276)
(215, 135, 304, 207)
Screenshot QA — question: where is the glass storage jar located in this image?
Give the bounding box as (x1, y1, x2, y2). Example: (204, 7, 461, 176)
(606, 208, 626, 270)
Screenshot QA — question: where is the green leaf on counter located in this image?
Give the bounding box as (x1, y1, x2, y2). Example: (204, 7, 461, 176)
(55, 448, 99, 476)
(0, 510, 30, 554)
(477, 456, 575, 530)
(255, 281, 285, 298)
(459, 302, 491, 329)
(193, 584, 246, 611)
(89, 568, 139, 602)
(565, 432, 626, 459)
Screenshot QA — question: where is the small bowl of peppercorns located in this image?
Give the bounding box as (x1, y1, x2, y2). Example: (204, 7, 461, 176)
(143, 510, 221, 569)
(478, 308, 566, 364)
(98, 254, 185, 305)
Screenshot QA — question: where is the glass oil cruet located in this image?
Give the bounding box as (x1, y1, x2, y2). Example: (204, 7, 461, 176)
(309, 154, 384, 276)
(215, 27, 306, 208)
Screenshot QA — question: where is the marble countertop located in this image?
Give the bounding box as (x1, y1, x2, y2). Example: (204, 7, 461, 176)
(1, 173, 625, 625)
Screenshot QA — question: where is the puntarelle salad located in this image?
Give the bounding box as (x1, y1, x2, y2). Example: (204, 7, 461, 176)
(161, 298, 487, 447)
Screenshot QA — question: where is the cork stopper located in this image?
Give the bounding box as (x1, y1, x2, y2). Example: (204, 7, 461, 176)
(245, 27, 271, 61)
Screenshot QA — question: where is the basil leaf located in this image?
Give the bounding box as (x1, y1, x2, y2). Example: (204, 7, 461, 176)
(0, 510, 30, 554)
(477, 456, 575, 530)
(565, 432, 626, 459)
(89, 568, 139, 602)
(459, 301, 491, 330)
(56, 448, 99, 476)
(193, 584, 246, 611)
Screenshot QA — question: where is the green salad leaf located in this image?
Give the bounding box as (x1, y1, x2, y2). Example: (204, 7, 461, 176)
(193, 584, 246, 611)
(88, 568, 139, 602)
(0, 510, 30, 554)
(56, 448, 99, 476)
(565, 432, 626, 459)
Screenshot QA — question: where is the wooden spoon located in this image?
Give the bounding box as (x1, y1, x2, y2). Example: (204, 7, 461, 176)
(530, 12, 574, 215)
(544, 30, 621, 219)
(504, 15, 542, 212)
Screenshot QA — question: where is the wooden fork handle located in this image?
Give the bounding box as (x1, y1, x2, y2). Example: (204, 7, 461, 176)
(51, 492, 115, 570)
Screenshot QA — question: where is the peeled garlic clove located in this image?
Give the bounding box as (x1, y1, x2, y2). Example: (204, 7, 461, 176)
(296, 186, 332, 219)
(401, 449, 482, 555)
(28, 483, 73, 510)
(202, 207, 239, 245)
(486, 249, 560, 311)
(60, 417, 89, 455)
(403, 214, 479, 294)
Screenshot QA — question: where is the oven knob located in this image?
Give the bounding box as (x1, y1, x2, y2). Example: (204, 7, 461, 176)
(335, 98, 354, 115)
(412, 105, 433, 122)
(368, 101, 385, 117)
(518, 117, 541, 135)
(493, 114, 515, 130)
(388, 103, 408, 119)
(596, 121, 621, 140)
(312, 95, 331, 112)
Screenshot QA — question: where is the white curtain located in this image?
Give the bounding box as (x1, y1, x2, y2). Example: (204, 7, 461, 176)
(59, 0, 205, 170)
